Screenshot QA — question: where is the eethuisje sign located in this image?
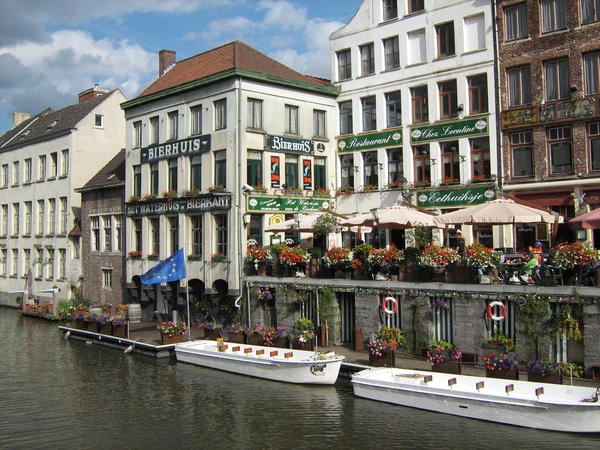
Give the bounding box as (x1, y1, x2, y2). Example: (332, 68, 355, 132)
(417, 187, 496, 208)
(247, 196, 330, 213)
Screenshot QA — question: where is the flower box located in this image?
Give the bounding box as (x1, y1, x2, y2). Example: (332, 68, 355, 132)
(204, 328, 221, 340)
(112, 324, 128, 338)
(432, 361, 462, 374)
(271, 337, 289, 348)
(86, 320, 98, 333)
(98, 322, 112, 335)
(369, 351, 395, 367)
(160, 333, 183, 345)
(291, 340, 314, 351)
(73, 319, 86, 330)
(527, 372, 563, 384)
(486, 367, 519, 380)
(226, 331, 245, 344)
(246, 334, 264, 346)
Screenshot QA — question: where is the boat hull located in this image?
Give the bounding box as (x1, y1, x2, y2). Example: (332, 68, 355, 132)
(175, 340, 344, 385)
(352, 368, 600, 433)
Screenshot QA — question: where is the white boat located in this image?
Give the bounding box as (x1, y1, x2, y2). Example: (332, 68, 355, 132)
(174, 340, 345, 385)
(352, 367, 600, 433)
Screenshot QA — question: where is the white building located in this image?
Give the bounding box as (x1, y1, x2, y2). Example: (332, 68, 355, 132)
(330, 0, 499, 249)
(121, 42, 339, 322)
(0, 87, 126, 306)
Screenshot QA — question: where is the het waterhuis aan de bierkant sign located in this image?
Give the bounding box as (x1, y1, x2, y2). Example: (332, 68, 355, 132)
(140, 135, 212, 163)
(126, 195, 231, 216)
(337, 129, 402, 153)
(410, 117, 488, 144)
(266, 135, 314, 155)
(247, 196, 330, 213)
(417, 186, 496, 208)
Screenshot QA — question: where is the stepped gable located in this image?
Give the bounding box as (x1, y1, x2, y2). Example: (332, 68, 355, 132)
(0, 93, 114, 150)
(138, 40, 325, 98)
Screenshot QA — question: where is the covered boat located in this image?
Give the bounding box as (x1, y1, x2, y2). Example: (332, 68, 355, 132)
(175, 340, 345, 385)
(352, 367, 600, 433)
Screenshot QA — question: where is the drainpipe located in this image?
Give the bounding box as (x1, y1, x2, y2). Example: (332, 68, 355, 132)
(233, 76, 245, 318)
(491, 0, 503, 193)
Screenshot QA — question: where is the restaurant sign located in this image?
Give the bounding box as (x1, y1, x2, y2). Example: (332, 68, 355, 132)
(141, 135, 211, 163)
(247, 195, 330, 213)
(410, 118, 488, 143)
(417, 186, 496, 208)
(337, 129, 402, 153)
(126, 195, 231, 217)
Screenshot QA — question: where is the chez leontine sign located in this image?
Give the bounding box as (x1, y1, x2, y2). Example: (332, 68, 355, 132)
(140, 135, 212, 163)
(410, 118, 488, 143)
(417, 186, 496, 208)
(247, 195, 329, 213)
(337, 129, 402, 153)
(126, 195, 231, 216)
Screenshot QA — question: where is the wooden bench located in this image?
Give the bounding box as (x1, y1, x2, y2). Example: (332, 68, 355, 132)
(284, 352, 293, 359)
(256, 349, 265, 356)
(232, 346, 241, 353)
(244, 348, 252, 354)
(270, 350, 278, 357)
(476, 381, 485, 391)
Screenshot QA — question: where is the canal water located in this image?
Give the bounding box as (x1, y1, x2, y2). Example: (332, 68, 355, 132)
(1, 308, 599, 450)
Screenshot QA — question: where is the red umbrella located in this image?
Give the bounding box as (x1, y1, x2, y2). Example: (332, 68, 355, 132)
(568, 208, 600, 230)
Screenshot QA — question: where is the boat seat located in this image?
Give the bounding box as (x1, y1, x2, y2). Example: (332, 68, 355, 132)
(448, 378, 457, 387)
(476, 381, 485, 391)
(505, 384, 514, 394)
(232, 346, 241, 353)
(284, 352, 293, 359)
(40, 302, 52, 314)
(423, 375, 433, 384)
(535, 387, 544, 397)
(244, 348, 252, 354)
(256, 349, 265, 356)
(270, 350, 278, 357)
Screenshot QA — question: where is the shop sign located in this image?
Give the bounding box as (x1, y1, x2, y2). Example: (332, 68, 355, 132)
(126, 195, 231, 216)
(141, 135, 211, 163)
(247, 196, 330, 213)
(410, 118, 488, 143)
(266, 135, 314, 154)
(502, 108, 537, 128)
(417, 186, 496, 208)
(337, 129, 402, 153)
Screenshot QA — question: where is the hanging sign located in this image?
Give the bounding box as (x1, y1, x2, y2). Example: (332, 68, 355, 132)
(303, 159, 312, 189)
(410, 118, 488, 143)
(270, 156, 281, 188)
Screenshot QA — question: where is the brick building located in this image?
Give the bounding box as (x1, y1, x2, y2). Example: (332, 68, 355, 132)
(497, 0, 600, 248)
(75, 149, 126, 307)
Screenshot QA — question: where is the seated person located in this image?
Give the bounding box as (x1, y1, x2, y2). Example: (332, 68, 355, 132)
(521, 254, 538, 283)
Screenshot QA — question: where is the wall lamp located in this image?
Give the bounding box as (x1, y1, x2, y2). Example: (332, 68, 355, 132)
(243, 214, 251, 227)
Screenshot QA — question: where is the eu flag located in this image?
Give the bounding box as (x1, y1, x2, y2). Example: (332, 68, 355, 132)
(140, 249, 186, 285)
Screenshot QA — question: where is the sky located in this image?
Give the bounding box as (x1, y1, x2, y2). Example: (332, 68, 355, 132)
(0, 0, 363, 134)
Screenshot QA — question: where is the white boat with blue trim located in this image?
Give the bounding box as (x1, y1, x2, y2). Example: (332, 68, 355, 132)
(175, 340, 345, 385)
(352, 367, 600, 433)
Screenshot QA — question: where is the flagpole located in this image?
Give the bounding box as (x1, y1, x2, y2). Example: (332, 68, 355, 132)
(185, 275, 190, 341)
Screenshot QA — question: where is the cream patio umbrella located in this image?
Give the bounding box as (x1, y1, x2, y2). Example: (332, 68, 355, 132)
(264, 212, 347, 233)
(340, 205, 440, 229)
(433, 198, 560, 226)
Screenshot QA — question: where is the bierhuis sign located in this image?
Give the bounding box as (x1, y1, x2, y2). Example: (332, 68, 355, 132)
(417, 186, 496, 208)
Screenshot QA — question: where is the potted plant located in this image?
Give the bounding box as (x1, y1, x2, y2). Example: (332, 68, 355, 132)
(157, 321, 188, 345)
(278, 246, 309, 276)
(207, 184, 226, 193)
(306, 247, 323, 278)
(272, 327, 290, 348)
(484, 351, 519, 379)
(323, 247, 353, 275)
(223, 322, 246, 343)
(553, 242, 600, 269)
(72, 312, 87, 329)
(128, 195, 140, 202)
(367, 338, 399, 367)
(440, 176, 459, 186)
(100, 303, 113, 314)
(111, 315, 128, 338)
(427, 340, 462, 374)
(245, 324, 275, 346)
(283, 186, 302, 195)
(312, 214, 342, 238)
(483, 330, 516, 351)
(245, 245, 270, 276)
(187, 253, 202, 261)
(252, 184, 268, 193)
(290, 318, 315, 350)
(200, 321, 223, 340)
(313, 187, 331, 197)
(256, 286, 274, 308)
(361, 184, 378, 192)
(141, 193, 158, 200)
(418, 244, 460, 268)
(148, 252, 159, 260)
(525, 359, 564, 384)
(181, 187, 200, 197)
(336, 186, 355, 196)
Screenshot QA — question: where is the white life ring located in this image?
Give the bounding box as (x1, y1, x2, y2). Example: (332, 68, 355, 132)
(382, 296, 398, 315)
(487, 301, 507, 321)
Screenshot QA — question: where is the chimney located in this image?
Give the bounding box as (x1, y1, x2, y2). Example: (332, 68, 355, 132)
(12, 112, 31, 128)
(78, 84, 110, 103)
(159, 49, 176, 77)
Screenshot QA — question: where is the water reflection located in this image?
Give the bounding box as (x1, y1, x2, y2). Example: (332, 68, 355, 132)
(1, 309, 599, 449)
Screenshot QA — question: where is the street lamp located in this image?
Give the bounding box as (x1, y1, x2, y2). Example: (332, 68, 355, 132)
(370, 207, 380, 248)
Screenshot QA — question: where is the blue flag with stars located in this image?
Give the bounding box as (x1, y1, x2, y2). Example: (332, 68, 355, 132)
(140, 249, 186, 285)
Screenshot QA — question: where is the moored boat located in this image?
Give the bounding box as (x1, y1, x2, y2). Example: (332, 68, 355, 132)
(351, 367, 600, 433)
(174, 340, 345, 385)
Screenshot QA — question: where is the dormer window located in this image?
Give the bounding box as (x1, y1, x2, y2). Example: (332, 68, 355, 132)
(20, 130, 30, 139)
(46, 120, 58, 131)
